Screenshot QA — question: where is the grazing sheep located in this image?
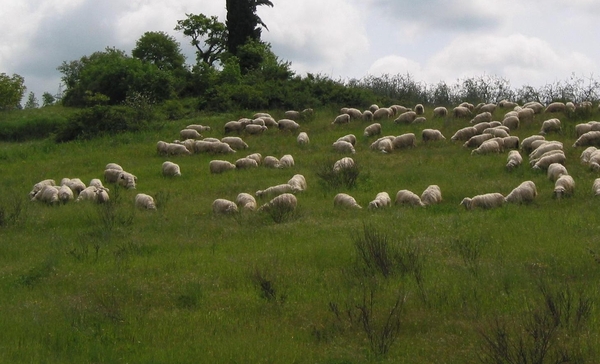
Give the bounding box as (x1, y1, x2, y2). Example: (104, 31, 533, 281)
(451, 126, 478, 142)
(334, 193, 362, 209)
(459, 102, 474, 111)
(332, 140, 356, 154)
(337, 134, 357, 146)
(478, 103, 496, 113)
(209, 141, 237, 154)
(580, 147, 597, 164)
(284, 110, 301, 120)
(506, 150, 523, 171)
(471, 140, 501, 155)
(104, 163, 123, 171)
(256, 184, 294, 198)
(575, 123, 594, 137)
(118, 171, 137, 189)
(332, 114, 351, 125)
(463, 134, 494, 148)
(422, 129, 446, 142)
(529, 141, 563, 160)
(75, 186, 99, 203)
(369, 136, 394, 150)
(374, 138, 394, 153)
(278, 119, 300, 132)
(29, 179, 56, 199)
(157, 141, 168, 155)
(554, 175, 575, 198)
(104, 168, 123, 183)
(433, 106, 448, 117)
(373, 108, 393, 120)
(167, 143, 192, 156)
(162, 161, 181, 177)
(531, 151, 566, 170)
(209, 160, 236, 174)
(414, 104, 424, 115)
(235, 157, 259, 169)
(362, 110, 374, 122)
(368, 192, 391, 209)
(180, 128, 202, 140)
(31, 185, 59, 204)
(499, 100, 519, 109)
(460, 193, 505, 210)
(394, 111, 417, 124)
(89, 179, 106, 189)
(592, 178, 600, 196)
(587, 150, 600, 171)
(333, 157, 355, 173)
(505, 181, 537, 204)
(521, 135, 546, 154)
(263, 156, 281, 168)
(395, 190, 425, 207)
(547, 163, 568, 182)
(421, 185, 442, 206)
(212, 198, 238, 214)
(57, 184, 74, 203)
(369, 104, 380, 113)
(364, 123, 382, 137)
(539, 118, 561, 134)
(135, 193, 156, 210)
(186, 124, 211, 133)
(392, 133, 417, 149)
(246, 153, 262, 165)
(573, 131, 600, 147)
(412, 116, 427, 124)
(345, 108, 363, 120)
(61, 178, 86, 196)
(502, 136, 520, 150)
(279, 154, 295, 168)
(258, 193, 297, 213)
(483, 127, 510, 138)
(517, 108, 535, 123)
(287, 174, 307, 193)
(545, 102, 566, 113)
(236, 193, 257, 211)
(262, 117, 278, 128)
(245, 124, 268, 135)
(502, 116, 520, 130)
(224, 120, 247, 134)
(470, 112, 493, 125)
(523, 102, 545, 114)
(221, 137, 248, 150)
(453, 106, 472, 118)
(297, 132, 310, 145)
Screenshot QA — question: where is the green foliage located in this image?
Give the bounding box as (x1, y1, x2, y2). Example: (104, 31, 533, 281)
(24, 92, 39, 109)
(175, 13, 227, 67)
(132, 31, 186, 72)
(0, 73, 26, 110)
(0, 106, 71, 141)
(42, 92, 56, 107)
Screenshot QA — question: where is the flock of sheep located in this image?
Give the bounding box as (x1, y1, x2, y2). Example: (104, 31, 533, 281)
(28, 100, 600, 215)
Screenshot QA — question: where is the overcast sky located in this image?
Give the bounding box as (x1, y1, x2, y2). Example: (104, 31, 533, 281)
(2, 0, 599, 102)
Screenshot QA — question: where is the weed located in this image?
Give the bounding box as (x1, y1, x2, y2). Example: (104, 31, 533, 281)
(450, 237, 484, 277)
(0, 194, 25, 227)
(16, 257, 57, 287)
(316, 158, 361, 190)
(250, 267, 286, 304)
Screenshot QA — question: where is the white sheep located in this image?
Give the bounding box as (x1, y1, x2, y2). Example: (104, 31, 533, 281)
(209, 160, 236, 174)
(337, 134, 357, 146)
(186, 124, 211, 133)
(547, 163, 568, 182)
(221, 137, 248, 150)
(235, 157, 259, 169)
(453, 106, 472, 118)
(394, 111, 417, 124)
(368, 192, 391, 209)
(262, 117, 278, 128)
(57, 184, 74, 203)
(414, 104, 425, 115)
(180, 128, 202, 140)
(517, 108, 535, 123)
(469, 112, 492, 125)
(29, 179, 56, 199)
(580, 147, 597, 164)
(157, 141, 168, 155)
(478, 103, 496, 114)
(523, 102, 544, 114)
(332, 114, 351, 125)
(451, 126, 478, 142)
(587, 150, 600, 171)
(278, 119, 300, 132)
(539, 118, 561, 134)
(483, 127, 510, 138)
(554, 175, 575, 199)
(167, 143, 192, 156)
(212, 198, 238, 214)
(392, 133, 417, 149)
(528, 141, 564, 160)
(413, 116, 427, 124)
(473, 122, 492, 134)
(236, 193, 257, 211)
(256, 184, 294, 198)
(521, 135, 545, 154)
(504, 181, 537, 204)
(460, 193, 505, 210)
(395, 190, 425, 207)
(421, 185, 442, 206)
(89, 179, 106, 189)
(224, 120, 247, 133)
(245, 124, 268, 135)
(279, 154, 295, 168)
(104, 168, 123, 183)
(209, 141, 237, 154)
(287, 174, 307, 193)
(117, 171, 137, 189)
(375, 138, 394, 153)
(135, 193, 156, 210)
(345, 108, 363, 120)
(362, 110, 374, 122)
(31, 185, 59, 204)
(258, 193, 298, 213)
(263, 156, 281, 168)
(253, 112, 271, 119)
(370, 104, 380, 113)
(76, 186, 105, 203)
(422, 129, 446, 142)
(333, 157, 355, 173)
(373, 108, 393, 120)
(297, 132, 310, 145)
(573, 131, 600, 147)
(333, 193, 362, 209)
(471, 140, 501, 155)
(162, 161, 181, 177)
(506, 150, 523, 171)
(364, 123, 382, 137)
(284, 110, 301, 120)
(246, 153, 262, 165)
(61, 178, 86, 196)
(499, 100, 519, 109)
(463, 134, 494, 148)
(332, 140, 356, 154)
(531, 151, 566, 170)
(433, 106, 448, 117)
(545, 102, 566, 113)
(502, 116, 520, 130)
(502, 136, 520, 150)
(592, 178, 600, 196)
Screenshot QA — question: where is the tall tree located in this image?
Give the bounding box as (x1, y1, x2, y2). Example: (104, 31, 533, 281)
(226, 0, 273, 68)
(0, 73, 26, 111)
(132, 31, 186, 72)
(175, 13, 227, 67)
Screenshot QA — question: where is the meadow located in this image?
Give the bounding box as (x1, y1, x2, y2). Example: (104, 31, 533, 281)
(1, 104, 600, 363)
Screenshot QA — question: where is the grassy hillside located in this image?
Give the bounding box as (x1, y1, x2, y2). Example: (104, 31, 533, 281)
(1, 105, 600, 363)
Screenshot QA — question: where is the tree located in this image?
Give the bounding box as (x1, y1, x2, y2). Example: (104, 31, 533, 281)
(175, 13, 227, 67)
(0, 73, 26, 111)
(42, 92, 56, 107)
(226, 0, 273, 70)
(132, 31, 186, 72)
(24, 92, 39, 109)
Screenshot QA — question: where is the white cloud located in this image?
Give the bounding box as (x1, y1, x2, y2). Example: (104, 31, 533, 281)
(367, 55, 422, 78)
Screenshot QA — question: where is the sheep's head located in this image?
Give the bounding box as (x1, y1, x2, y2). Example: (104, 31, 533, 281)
(460, 198, 472, 210)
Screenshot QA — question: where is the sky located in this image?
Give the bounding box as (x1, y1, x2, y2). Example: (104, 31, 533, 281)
(2, 0, 600, 102)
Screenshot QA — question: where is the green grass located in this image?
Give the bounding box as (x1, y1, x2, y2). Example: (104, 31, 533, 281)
(1, 105, 600, 363)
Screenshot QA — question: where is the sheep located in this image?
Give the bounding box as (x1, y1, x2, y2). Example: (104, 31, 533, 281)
(504, 181, 537, 204)
(523, 102, 544, 114)
(332, 114, 350, 125)
(469, 112, 493, 125)
(502, 116, 520, 130)
(262, 117, 278, 128)
(459, 102, 474, 111)
(573, 131, 600, 147)
(245, 124, 268, 135)
(31, 185, 59, 204)
(57, 184, 74, 203)
(75, 186, 105, 203)
(517, 108, 535, 123)
(580, 147, 597, 164)
(224, 120, 247, 134)
(253, 112, 272, 119)
(575, 123, 593, 137)
(499, 100, 519, 109)
(422, 129, 446, 142)
(506, 150, 523, 171)
(258, 193, 297, 213)
(236, 192, 257, 211)
(167, 143, 192, 156)
(256, 184, 294, 198)
(29, 179, 56, 199)
(369, 104, 380, 113)
(212, 198, 238, 214)
(433, 106, 448, 117)
(545, 102, 566, 113)
(478, 103, 496, 114)
(60, 178, 86, 196)
(482, 127, 510, 138)
(368, 192, 392, 209)
(333, 193, 362, 209)
(105, 163, 123, 171)
(209, 141, 237, 154)
(421, 185, 442, 206)
(375, 138, 394, 153)
(463, 134, 494, 148)
(337, 134, 357, 146)
(221, 137, 248, 150)
(531, 151, 566, 170)
(333, 157, 355, 173)
(263, 156, 281, 168)
(89, 179, 106, 189)
(287, 174, 307, 193)
(529, 141, 563, 160)
(235, 157, 259, 169)
(394, 111, 417, 124)
(332, 140, 356, 154)
(284, 110, 301, 120)
(135, 193, 156, 210)
(362, 110, 374, 122)
(592, 178, 600, 196)
(547, 163, 568, 182)
(414, 104, 425, 115)
(180, 128, 202, 140)
(529, 149, 565, 167)
(209, 160, 236, 174)
(279, 154, 295, 168)
(117, 171, 137, 189)
(364, 123, 382, 137)
(539, 118, 561, 134)
(567, 102, 576, 112)
(460, 193, 505, 210)
(502, 136, 520, 150)
(161, 161, 181, 177)
(297, 132, 310, 145)
(554, 175, 575, 199)
(412, 116, 427, 124)
(246, 153, 262, 165)
(369, 136, 394, 150)
(471, 140, 501, 155)
(392, 133, 417, 149)
(178, 139, 196, 154)
(451, 126, 478, 142)
(345, 108, 363, 120)
(104, 168, 123, 183)
(373, 108, 393, 120)
(278, 119, 300, 132)
(587, 150, 600, 171)
(186, 124, 211, 133)
(521, 135, 545, 154)
(157, 141, 168, 155)
(453, 106, 472, 118)
(395, 190, 425, 207)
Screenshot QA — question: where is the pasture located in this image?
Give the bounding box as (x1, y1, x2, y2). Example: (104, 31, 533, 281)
(1, 105, 600, 363)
